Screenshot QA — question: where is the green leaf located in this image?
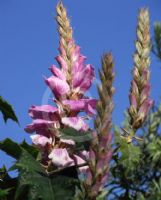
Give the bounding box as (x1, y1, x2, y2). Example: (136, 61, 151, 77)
(0, 139, 39, 160)
(20, 140, 39, 159)
(0, 138, 22, 159)
(0, 96, 19, 123)
(60, 127, 92, 143)
(15, 148, 76, 200)
(148, 138, 161, 162)
(0, 188, 11, 199)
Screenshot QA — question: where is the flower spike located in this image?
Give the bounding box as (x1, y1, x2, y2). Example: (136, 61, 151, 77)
(128, 9, 153, 133)
(77, 53, 115, 199)
(25, 1, 96, 172)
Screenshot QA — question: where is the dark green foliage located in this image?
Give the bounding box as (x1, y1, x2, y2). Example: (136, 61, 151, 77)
(0, 96, 19, 123)
(0, 139, 78, 200)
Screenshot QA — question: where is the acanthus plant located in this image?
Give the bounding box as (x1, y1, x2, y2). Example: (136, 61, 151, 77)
(25, 1, 96, 172)
(0, 2, 153, 200)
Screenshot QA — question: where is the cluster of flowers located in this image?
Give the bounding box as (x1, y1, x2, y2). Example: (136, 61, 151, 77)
(25, 39, 97, 170)
(24, 2, 153, 199)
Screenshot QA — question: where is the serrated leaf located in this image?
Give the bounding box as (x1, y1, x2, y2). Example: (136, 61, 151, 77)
(0, 96, 19, 123)
(15, 148, 76, 200)
(0, 139, 39, 160)
(60, 127, 92, 143)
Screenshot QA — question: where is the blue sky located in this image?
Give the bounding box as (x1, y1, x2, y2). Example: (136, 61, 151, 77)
(0, 0, 161, 170)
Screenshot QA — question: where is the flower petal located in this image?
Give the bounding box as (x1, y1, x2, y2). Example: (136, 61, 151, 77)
(25, 119, 56, 134)
(62, 99, 97, 115)
(30, 134, 52, 147)
(73, 154, 88, 173)
(139, 99, 153, 116)
(50, 65, 66, 80)
(61, 117, 89, 131)
(29, 105, 58, 120)
(60, 138, 75, 145)
(48, 148, 74, 167)
(84, 99, 97, 116)
(72, 64, 94, 93)
(45, 76, 70, 99)
(55, 55, 68, 72)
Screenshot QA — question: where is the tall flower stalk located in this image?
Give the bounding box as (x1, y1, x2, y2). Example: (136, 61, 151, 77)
(25, 1, 96, 172)
(128, 9, 153, 137)
(76, 53, 114, 200)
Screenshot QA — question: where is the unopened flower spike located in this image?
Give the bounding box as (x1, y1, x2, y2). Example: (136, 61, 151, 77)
(127, 8, 153, 139)
(76, 53, 115, 200)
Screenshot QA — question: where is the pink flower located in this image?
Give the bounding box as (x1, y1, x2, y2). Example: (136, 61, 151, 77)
(30, 134, 52, 147)
(25, 119, 57, 134)
(139, 99, 153, 117)
(45, 76, 70, 99)
(60, 138, 75, 145)
(73, 154, 88, 173)
(48, 148, 74, 167)
(55, 55, 68, 72)
(62, 98, 97, 115)
(50, 65, 66, 80)
(72, 64, 94, 93)
(29, 105, 59, 120)
(61, 117, 89, 131)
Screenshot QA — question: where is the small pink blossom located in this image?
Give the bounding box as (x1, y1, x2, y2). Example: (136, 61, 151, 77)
(48, 148, 74, 167)
(45, 76, 70, 99)
(29, 105, 58, 120)
(25, 119, 57, 134)
(72, 64, 94, 93)
(50, 65, 66, 80)
(30, 134, 52, 147)
(62, 98, 97, 115)
(61, 117, 89, 131)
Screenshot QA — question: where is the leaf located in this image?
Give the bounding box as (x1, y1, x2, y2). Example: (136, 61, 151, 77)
(120, 141, 141, 171)
(0, 138, 22, 159)
(148, 138, 161, 162)
(0, 96, 19, 123)
(0, 188, 11, 199)
(60, 127, 92, 143)
(15, 147, 76, 200)
(0, 139, 76, 200)
(0, 139, 39, 160)
(20, 140, 39, 159)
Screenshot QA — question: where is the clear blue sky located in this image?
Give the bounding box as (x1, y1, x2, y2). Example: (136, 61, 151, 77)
(0, 0, 161, 171)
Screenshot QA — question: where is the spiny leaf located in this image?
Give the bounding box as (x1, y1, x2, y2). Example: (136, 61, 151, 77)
(0, 139, 39, 160)
(0, 96, 19, 123)
(15, 147, 76, 200)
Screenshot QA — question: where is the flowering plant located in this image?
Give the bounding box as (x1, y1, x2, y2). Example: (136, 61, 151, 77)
(1, 2, 159, 200)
